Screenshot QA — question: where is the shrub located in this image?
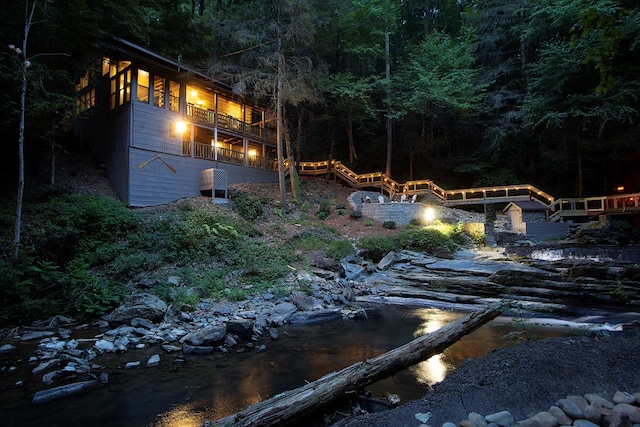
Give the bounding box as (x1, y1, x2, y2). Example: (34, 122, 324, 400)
(364, 220, 374, 226)
(232, 192, 264, 221)
(327, 240, 355, 260)
(350, 210, 362, 219)
(383, 221, 396, 229)
(336, 203, 346, 210)
(316, 210, 330, 220)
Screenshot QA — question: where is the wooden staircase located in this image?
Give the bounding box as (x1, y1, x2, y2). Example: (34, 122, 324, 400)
(289, 159, 639, 223)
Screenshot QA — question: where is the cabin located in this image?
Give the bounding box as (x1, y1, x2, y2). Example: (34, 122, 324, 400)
(73, 37, 278, 207)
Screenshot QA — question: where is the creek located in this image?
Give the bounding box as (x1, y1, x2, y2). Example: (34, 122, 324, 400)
(2, 305, 607, 427)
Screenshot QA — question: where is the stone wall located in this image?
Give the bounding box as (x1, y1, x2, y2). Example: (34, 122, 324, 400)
(361, 202, 424, 225)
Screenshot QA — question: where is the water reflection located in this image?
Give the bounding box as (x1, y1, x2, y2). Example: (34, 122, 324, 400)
(411, 309, 456, 385)
(1, 306, 585, 427)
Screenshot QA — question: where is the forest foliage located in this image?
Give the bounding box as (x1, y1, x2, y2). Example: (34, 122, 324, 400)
(1, 0, 638, 197)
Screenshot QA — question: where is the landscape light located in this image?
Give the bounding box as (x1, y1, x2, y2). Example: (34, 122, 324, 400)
(424, 206, 435, 225)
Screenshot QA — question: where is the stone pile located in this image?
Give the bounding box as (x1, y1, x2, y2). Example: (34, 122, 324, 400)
(0, 269, 366, 405)
(426, 391, 640, 427)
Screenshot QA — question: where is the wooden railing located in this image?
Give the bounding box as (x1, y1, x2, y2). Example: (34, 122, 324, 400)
(186, 104, 276, 144)
(547, 193, 640, 222)
(296, 160, 554, 208)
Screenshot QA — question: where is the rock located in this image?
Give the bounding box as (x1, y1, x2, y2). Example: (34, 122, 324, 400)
(0, 344, 16, 354)
(269, 327, 279, 340)
(167, 276, 180, 286)
(614, 391, 637, 405)
(99, 373, 109, 384)
(485, 410, 515, 427)
(32, 359, 59, 375)
(341, 256, 368, 281)
(442, 423, 457, 427)
(377, 252, 396, 270)
(104, 293, 167, 322)
(584, 393, 614, 410)
(32, 380, 98, 405)
(612, 403, 640, 424)
(146, 354, 160, 367)
(289, 308, 343, 325)
(469, 412, 488, 427)
(113, 336, 130, 352)
(131, 317, 155, 329)
(515, 418, 541, 427)
(180, 326, 226, 346)
(609, 411, 632, 427)
(415, 412, 432, 423)
(573, 420, 600, 427)
(182, 344, 214, 354)
(256, 344, 267, 353)
(558, 398, 584, 419)
(583, 405, 602, 424)
(291, 292, 321, 311)
(124, 361, 140, 369)
(21, 330, 55, 341)
(94, 339, 115, 353)
(226, 319, 254, 340)
(38, 340, 66, 352)
(224, 335, 237, 347)
(267, 302, 298, 326)
(161, 344, 182, 353)
(567, 395, 589, 412)
(528, 411, 559, 427)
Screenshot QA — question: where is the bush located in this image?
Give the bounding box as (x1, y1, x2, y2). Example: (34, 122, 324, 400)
(364, 220, 373, 226)
(383, 221, 396, 229)
(316, 210, 330, 220)
(350, 210, 362, 219)
(327, 240, 355, 260)
(231, 192, 264, 221)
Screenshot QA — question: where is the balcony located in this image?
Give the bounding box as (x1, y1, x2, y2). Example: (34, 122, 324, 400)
(186, 104, 276, 144)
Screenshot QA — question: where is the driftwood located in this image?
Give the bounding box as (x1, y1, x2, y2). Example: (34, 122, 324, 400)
(213, 304, 501, 427)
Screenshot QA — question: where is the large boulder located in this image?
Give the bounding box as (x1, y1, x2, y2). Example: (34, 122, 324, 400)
(180, 325, 226, 346)
(104, 293, 167, 323)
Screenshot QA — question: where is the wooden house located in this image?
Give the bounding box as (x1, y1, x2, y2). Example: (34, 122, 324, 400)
(73, 37, 278, 207)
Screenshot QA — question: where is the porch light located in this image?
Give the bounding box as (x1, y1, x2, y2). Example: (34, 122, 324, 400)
(248, 149, 257, 157)
(174, 120, 187, 135)
(617, 186, 625, 192)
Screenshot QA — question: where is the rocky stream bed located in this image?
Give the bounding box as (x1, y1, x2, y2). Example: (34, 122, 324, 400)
(1, 245, 639, 426)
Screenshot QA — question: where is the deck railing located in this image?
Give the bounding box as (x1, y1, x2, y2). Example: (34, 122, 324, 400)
(186, 104, 275, 144)
(547, 193, 640, 222)
(296, 160, 554, 207)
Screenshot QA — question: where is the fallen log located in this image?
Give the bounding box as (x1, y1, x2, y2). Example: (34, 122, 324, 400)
(212, 304, 501, 427)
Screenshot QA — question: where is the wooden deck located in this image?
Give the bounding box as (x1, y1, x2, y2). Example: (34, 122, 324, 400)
(294, 160, 639, 222)
(296, 160, 553, 207)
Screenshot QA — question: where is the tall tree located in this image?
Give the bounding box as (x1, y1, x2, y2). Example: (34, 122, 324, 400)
(396, 30, 485, 180)
(521, 0, 640, 196)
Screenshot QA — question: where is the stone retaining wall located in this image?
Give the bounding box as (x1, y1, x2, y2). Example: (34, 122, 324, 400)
(361, 202, 424, 225)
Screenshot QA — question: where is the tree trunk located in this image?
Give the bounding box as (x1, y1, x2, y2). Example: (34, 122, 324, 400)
(13, 0, 37, 264)
(385, 29, 392, 177)
(274, 2, 287, 212)
(212, 305, 501, 427)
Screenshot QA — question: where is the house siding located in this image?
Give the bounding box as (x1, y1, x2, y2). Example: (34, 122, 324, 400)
(129, 148, 277, 207)
(131, 103, 183, 155)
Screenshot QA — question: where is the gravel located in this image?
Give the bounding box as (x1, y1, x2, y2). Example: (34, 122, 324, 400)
(332, 332, 640, 427)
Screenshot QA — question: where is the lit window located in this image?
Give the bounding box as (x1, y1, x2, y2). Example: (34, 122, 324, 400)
(154, 76, 165, 108)
(109, 61, 132, 110)
(169, 80, 180, 112)
(102, 57, 110, 76)
(137, 69, 150, 103)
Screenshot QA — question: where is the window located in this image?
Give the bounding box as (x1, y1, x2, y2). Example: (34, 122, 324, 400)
(77, 88, 96, 112)
(137, 69, 150, 103)
(153, 76, 165, 108)
(101, 57, 110, 76)
(109, 61, 131, 109)
(169, 80, 180, 112)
